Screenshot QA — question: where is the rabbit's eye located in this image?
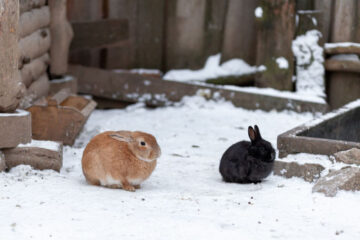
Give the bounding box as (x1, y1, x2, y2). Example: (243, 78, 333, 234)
(140, 141, 146, 146)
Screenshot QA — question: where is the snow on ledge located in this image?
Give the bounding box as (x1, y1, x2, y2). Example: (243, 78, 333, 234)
(325, 42, 360, 49)
(0, 109, 29, 117)
(51, 75, 75, 83)
(18, 140, 62, 152)
(163, 54, 263, 82)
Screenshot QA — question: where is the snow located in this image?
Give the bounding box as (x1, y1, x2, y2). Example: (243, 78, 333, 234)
(163, 54, 263, 82)
(0, 109, 29, 117)
(17, 140, 62, 152)
(1, 96, 360, 239)
(255, 7, 263, 18)
(325, 42, 360, 49)
(292, 30, 325, 98)
(114, 69, 162, 75)
(276, 57, 289, 69)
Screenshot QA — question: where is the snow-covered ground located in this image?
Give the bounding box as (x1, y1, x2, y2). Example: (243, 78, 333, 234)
(1, 96, 360, 240)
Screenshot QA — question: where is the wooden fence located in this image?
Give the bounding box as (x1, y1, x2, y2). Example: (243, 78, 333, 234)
(67, 0, 360, 108)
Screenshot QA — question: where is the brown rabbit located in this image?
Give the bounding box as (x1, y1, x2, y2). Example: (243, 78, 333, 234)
(81, 131, 161, 191)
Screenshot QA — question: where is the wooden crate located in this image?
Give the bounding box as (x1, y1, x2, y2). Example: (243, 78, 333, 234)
(27, 89, 97, 145)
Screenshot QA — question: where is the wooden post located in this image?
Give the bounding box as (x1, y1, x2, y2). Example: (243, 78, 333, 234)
(328, 0, 360, 109)
(314, 0, 334, 43)
(135, 0, 165, 70)
(67, 0, 103, 67)
(0, 0, 25, 112)
(49, 0, 74, 76)
(202, 0, 228, 63)
(165, 0, 207, 70)
(106, 0, 138, 69)
(255, 0, 296, 91)
(221, 0, 258, 65)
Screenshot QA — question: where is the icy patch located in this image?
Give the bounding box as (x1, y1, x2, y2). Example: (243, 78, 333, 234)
(163, 54, 262, 82)
(276, 57, 289, 69)
(18, 140, 61, 152)
(292, 30, 325, 98)
(255, 7, 263, 18)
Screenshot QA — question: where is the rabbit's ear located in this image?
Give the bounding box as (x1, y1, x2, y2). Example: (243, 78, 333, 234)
(248, 126, 256, 142)
(254, 125, 262, 139)
(109, 131, 133, 143)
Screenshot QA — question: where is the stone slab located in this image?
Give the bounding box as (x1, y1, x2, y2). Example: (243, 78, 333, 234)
(3, 140, 63, 172)
(273, 161, 325, 183)
(312, 167, 360, 197)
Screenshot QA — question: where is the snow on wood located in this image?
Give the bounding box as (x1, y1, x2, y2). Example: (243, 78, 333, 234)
(0, 109, 32, 148)
(18, 28, 51, 67)
(49, 75, 78, 95)
(163, 54, 261, 82)
(20, 53, 50, 87)
(70, 64, 328, 113)
(2, 140, 63, 172)
(19, 6, 50, 38)
(325, 42, 360, 55)
(292, 30, 325, 98)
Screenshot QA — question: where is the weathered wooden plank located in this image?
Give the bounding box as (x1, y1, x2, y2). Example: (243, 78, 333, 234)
(27, 93, 97, 145)
(205, 74, 255, 86)
(136, 0, 165, 70)
(325, 44, 360, 55)
(0, 0, 24, 112)
(49, 0, 74, 76)
(70, 19, 129, 51)
(221, 0, 258, 65)
(203, 0, 228, 62)
(325, 59, 360, 73)
(165, 0, 207, 70)
(296, 0, 314, 10)
(255, 0, 296, 91)
(328, 0, 360, 109)
(69, 64, 328, 113)
(314, 0, 334, 43)
(67, 0, 103, 67)
(328, 72, 360, 109)
(331, 0, 357, 42)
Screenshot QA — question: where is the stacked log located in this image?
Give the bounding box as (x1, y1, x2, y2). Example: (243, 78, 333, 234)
(18, 1, 51, 108)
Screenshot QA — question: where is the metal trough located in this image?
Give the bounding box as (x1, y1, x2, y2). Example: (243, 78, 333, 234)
(278, 99, 360, 158)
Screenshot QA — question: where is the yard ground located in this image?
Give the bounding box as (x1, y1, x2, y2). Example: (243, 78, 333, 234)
(1, 96, 359, 240)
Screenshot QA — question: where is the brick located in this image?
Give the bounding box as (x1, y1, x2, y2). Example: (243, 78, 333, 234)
(0, 110, 32, 148)
(3, 140, 63, 172)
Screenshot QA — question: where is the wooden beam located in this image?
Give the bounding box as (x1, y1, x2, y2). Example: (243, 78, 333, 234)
(70, 19, 129, 51)
(69, 64, 328, 113)
(325, 43, 360, 55)
(325, 59, 360, 73)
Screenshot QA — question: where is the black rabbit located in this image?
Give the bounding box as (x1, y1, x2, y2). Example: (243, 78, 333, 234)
(219, 125, 275, 184)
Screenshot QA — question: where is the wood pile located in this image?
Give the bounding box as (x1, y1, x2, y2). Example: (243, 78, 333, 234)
(18, 0, 51, 108)
(19, 0, 74, 108)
